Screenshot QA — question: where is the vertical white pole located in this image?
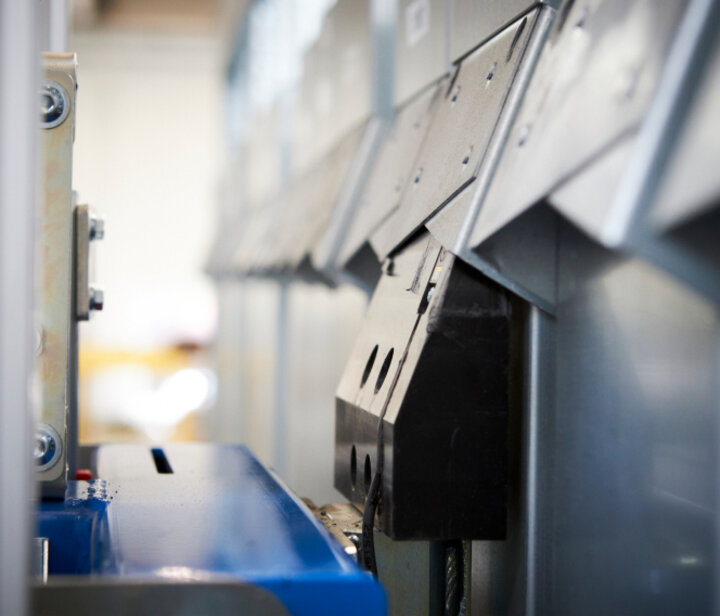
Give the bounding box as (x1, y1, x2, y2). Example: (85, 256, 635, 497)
(0, 0, 38, 613)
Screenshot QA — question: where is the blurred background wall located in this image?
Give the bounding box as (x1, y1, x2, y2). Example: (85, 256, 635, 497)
(67, 0, 368, 504)
(70, 2, 222, 444)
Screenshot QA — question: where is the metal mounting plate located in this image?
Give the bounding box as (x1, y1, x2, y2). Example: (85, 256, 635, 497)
(372, 10, 538, 260)
(394, 0, 448, 107)
(468, 0, 690, 250)
(232, 127, 363, 279)
(451, 0, 554, 62)
(37, 53, 78, 495)
(338, 81, 445, 268)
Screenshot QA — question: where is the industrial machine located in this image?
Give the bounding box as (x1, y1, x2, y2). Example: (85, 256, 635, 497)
(1, 0, 719, 614)
(28, 53, 385, 616)
(213, 0, 720, 614)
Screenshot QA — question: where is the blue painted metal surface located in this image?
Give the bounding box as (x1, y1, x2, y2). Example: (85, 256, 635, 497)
(36, 480, 113, 574)
(38, 443, 386, 616)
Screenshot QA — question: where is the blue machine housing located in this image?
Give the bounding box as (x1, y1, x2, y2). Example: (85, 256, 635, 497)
(37, 443, 386, 616)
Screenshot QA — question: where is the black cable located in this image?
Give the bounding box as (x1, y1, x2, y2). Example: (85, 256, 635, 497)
(359, 247, 444, 577)
(361, 471, 381, 576)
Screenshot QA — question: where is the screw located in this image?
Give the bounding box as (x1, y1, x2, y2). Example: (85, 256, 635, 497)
(517, 124, 532, 148)
(34, 425, 62, 471)
(39, 81, 70, 129)
(34, 434, 52, 461)
(486, 62, 497, 84)
(89, 288, 104, 311)
(90, 216, 104, 240)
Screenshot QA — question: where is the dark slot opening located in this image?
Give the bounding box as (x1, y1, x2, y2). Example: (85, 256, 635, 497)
(151, 447, 173, 474)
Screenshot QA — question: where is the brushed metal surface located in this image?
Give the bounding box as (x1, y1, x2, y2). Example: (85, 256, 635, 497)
(373, 11, 538, 260)
(469, 0, 690, 250)
(394, 0, 448, 106)
(465, 226, 719, 615)
(292, 0, 371, 178)
(651, 22, 720, 231)
(450, 0, 551, 62)
(549, 229, 717, 615)
(232, 126, 363, 278)
(338, 80, 445, 268)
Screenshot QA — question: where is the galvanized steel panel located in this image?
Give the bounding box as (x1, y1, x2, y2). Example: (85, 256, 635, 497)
(374, 10, 538, 259)
(469, 0, 690, 250)
(394, 0, 448, 106)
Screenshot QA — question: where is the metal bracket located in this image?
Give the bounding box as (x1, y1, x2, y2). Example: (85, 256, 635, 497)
(74, 204, 104, 321)
(36, 53, 78, 496)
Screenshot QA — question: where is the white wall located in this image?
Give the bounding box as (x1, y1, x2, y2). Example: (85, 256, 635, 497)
(70, 31, 222, 350)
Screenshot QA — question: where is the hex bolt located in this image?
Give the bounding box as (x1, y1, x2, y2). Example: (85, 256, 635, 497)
(90, 216, 104, 240)
(39, 81, 70, 129)
(89, 288, 104, 311)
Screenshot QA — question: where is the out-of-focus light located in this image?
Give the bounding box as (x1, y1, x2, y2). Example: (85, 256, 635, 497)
(154, 566, 214, 581)
(119, 368, 217, 439)
(157, 368, 217, 416)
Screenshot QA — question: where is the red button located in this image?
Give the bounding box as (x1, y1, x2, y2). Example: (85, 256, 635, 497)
(76, 469, 93, 480)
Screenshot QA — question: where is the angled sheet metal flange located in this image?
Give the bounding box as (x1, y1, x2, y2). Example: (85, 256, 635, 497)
(451, 0, 560, 62)
(649, 15, 720, 233)
(426, 6, 557, 312)
(428, 0, 696, 313)
(231, 126, 364, 282)
(292, 0, 371, 179)
(546, 0, 720, 250)
(311, 117, 385, 285)
(548, 135, 637, 240)
(466, 0, 691, 254)
(336, 79, 446, 273)
(597, 0, 720, 306)
(525, 0, 720, 307)
(371, 10, 540, 261)
(394, 0, 448, 107)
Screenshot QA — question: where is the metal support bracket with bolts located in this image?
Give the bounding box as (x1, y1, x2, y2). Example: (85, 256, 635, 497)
(74, 204, 104, 321)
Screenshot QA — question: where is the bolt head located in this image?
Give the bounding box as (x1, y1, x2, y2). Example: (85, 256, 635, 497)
(39, 81, 70, 129)
(89, 288, 104, 311)
(90, 216, 104, 240)
(34, 425, 62, 471)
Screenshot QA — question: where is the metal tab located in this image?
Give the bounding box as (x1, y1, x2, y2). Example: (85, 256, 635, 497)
(337, 79, 446, 270)
(372, 11, 538, 260)
(467, 0, 690, 251)
(73, 204, 90, 320)
(291, 0, 372, 178)
(394, 0, 448, 106)
(233, 126, 364, 281)
(450, 0, 556, 62)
